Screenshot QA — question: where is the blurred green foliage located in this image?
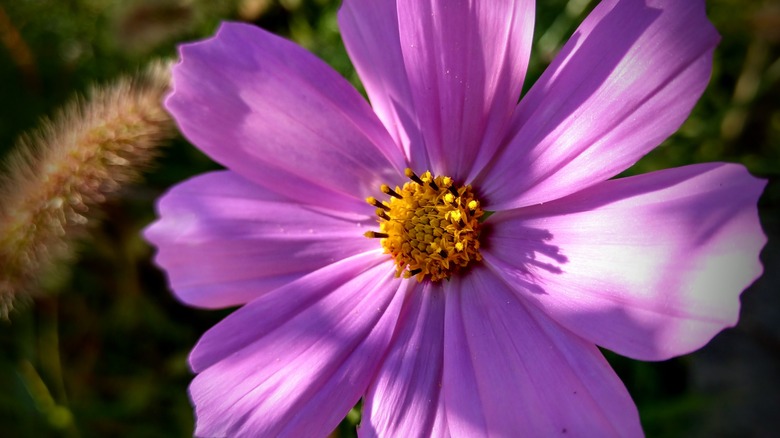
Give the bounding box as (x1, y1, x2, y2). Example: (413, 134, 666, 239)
(0, 0, 778, 437)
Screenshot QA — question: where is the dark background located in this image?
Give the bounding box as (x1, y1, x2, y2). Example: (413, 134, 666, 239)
(0, 0, 778, 436)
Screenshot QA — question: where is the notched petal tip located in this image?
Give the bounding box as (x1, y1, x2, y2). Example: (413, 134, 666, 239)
(486, 163, 767, 361)
(164, 19, 406, 212)
(143, 171, 378, 310)
(479, 0, 724, 210)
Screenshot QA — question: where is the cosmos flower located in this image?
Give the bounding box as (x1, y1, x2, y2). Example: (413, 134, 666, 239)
(145, 0, 766, 436)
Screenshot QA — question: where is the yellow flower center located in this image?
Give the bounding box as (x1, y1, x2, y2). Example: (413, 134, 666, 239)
(364, 168, 484, 282)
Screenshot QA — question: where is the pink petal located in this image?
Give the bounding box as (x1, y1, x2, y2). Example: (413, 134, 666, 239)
(188, 252, 410, 437)
(360, 282, 449, 437)
(396, 0, 534, 179)
(485, 163, 766, 360)
(442, 267, 642, 436)
(479, 0, 720, 209)
(166, 22, 407, 212)
(144, 171, 376, 309)
(339, 0, 430, 170)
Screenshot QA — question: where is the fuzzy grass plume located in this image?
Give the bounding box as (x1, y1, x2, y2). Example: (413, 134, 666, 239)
(0, 61, 174, 317)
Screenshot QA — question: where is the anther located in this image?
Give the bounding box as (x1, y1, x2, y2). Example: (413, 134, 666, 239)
(376, 209, 391, 221)
(404, 168, 425, 186)
(419, 170, 440, 191)
(366, 196, 391, 211)
(448, 186, 459, 197)
(408, 268, 422, 276)
(364, 231, 389, 238)
(381, 184, 403, 199)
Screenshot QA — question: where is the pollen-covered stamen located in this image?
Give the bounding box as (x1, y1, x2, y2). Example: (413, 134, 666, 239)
(404, 168, 425, 185)
(380, 184, 403, 199)
(406, 268, 423, 278)
(366, 196, 390, 212)
(365, 168, 484, 282)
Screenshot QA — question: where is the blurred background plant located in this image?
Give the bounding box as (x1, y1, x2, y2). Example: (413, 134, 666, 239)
(0, 0, 778, 436)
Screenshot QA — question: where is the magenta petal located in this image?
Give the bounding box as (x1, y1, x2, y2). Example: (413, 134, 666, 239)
(188, 252, 409, 437)
(442, 267, 642, 436)
(396, 0, 534, 179)
(167, 22, 407, 212)
(486, 163, 766, 360)
(143, 171, 376, 309)
(480, 0, 719, 209)
(360, 282, 449, 437)
(339, 0, 429, 170)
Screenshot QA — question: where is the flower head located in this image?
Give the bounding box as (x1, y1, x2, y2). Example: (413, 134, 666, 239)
(145, 0, 766, 436)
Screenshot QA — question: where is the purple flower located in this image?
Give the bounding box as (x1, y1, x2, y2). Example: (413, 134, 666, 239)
(145, 0, 766, 436)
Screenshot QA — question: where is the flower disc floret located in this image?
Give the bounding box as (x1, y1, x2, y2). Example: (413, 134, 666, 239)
(365, 169, 484, 282)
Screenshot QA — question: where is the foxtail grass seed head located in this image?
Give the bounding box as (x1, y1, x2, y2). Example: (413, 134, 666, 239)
(0, 60, 175, 318)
